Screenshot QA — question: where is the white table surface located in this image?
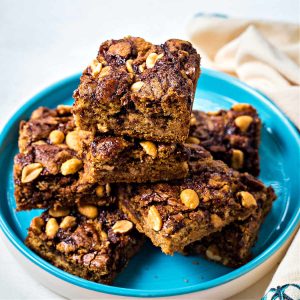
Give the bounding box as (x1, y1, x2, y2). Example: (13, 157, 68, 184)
(0, 0, 298, 299)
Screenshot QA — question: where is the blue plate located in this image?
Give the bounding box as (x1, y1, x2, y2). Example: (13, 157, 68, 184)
(0, 69, 299, 298)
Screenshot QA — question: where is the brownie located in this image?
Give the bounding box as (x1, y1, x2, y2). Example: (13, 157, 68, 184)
(118, 146, 273, 255)
(184, 181, 276, 267)
(189, 104, 261, 176)
(81, 134, 189, 184)
(14, 106, 114, 210)
(25, 205, 143, 284)
(73, 37, 201, 143)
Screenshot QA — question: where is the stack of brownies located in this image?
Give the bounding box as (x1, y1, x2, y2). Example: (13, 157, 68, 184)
(13, 37, 276, 284)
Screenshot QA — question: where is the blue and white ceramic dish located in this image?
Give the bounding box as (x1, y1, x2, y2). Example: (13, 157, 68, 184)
(0, 69, 299, 299)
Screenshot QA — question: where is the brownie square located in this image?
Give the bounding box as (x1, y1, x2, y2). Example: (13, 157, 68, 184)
(73, 37, 201, 143)
(80, 133, 190, 184)
(188, 104, 261, 176)
(118, 145, 273, 255)
(14, 106, 114, 210)
(184, 182, 275, 267)
(25, 205, 143, 284)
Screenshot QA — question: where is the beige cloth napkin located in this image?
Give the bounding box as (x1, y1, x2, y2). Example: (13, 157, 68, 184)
(263, 228, 300, 299)
(187, 16, 300, 128)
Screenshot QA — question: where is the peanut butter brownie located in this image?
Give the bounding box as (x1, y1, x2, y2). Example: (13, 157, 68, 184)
(14, 106, 114, 210)
(189, 104, 261, 176)
(81, 134, 189, 184)
(73, 37, 201, 143)
(184, 178, 276, 267)
(26, 205, 143, 284)
(118, 146, 273, 255)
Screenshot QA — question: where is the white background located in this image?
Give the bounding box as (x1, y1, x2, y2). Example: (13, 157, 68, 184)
(0, 0, 299, 299)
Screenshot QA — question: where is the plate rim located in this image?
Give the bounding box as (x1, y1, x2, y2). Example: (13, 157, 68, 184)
(0, 68, 299, 298)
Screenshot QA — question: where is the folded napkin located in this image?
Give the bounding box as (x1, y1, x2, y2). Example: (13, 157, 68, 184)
(262, 228, 300, 299)
(187, 15, 300, 128)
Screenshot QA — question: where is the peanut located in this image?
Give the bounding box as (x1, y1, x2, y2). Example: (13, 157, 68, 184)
(112, 220, 133, 234)
(140, 141, 157, 159)
(131, 81, 144, 92)
(60, 216, 76, 229)
(49, 207, 70, 218)
(180, 189, 199, 209)
(147, 206, 162, 231)
(231, 149, 244, 169)
(78, 204, 98, 219)
(21, 163, 43, 183)
(49, 130, 65, 145)
(61, 158, 82, 175)
(238, 191, 257, 208)
(234, 116, 253, 132)
(45, 218, 59, 239)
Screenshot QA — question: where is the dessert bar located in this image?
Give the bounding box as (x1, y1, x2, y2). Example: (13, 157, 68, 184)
(14, 107, 113, 210)
(73, 37, 200, 143)
(184, 179, 275, 267)
(189, 104, 261, 176)
(81, 133, 190, 184)
(119, 146, 273, 255)
(26, 205, 143, 284)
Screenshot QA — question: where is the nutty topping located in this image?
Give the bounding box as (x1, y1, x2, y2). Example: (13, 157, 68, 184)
(95, 185, 105, 197)
(90, 59, 102, 77)
(45, 218, 59, 239)
(131, 81, 144, 92)
(30, 217, 44, 234)
(186, 136, 200, 145)
(60, 216, 76, 229)
(146, 52, 163, 69)
(207, 111, 220, 116)
(65, 131, 81, 151)
(238, 191, 257, 208)
(232, 103, 251, 111)
(99, 66, 111, 78)
(21, 163, 43, 183)
(32, 140, 47, 146)
(61, 158, 82, 175)
(138, 63, 145, 73)
(231, 149, 244, 169)
(97, 123, 109, 133)
(49, 130, 65, 145)
(206, 245, 222, 261)
(140, 141, 157, 159)
(190, 114, 197, 126)
(105, 183, 111, 196)
(112, 220, 133, 234)
(234, 116, 253, 132)
(49, 207, 70, 218)
(126, 59, 134, 73)
(78, 204, 98, 219)
(147, 206, 162, 231)
(31, 109, 43, 120)
(211, 214, 223, 228)
(180, 189, 199, 209)
(100, 231, 108, 240)
(57, 105, 72, 115)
